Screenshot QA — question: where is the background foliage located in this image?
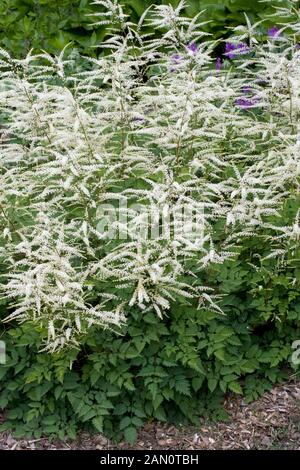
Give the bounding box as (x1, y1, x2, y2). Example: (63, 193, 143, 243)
(0, 0, 295, 56)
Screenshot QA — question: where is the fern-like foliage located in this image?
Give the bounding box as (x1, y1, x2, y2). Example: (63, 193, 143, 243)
(0, 2, 300, 350)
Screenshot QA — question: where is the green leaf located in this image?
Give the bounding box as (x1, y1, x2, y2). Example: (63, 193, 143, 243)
(153, 394, 164, 410)
(119, 416, 132, 430)
(208, 378, 218, 393)
(214, 348, 225, 361)
(92, 416, 104, 433)
(42, 416, 56, 426)
(0, 397, 8, 409)
(192, 376, 204, 391)
(174, 379, 191, 396)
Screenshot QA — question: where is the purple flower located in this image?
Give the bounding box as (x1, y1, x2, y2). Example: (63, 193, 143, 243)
(216, 57, 222, 71)
(268, 26, 280, 38)
(235, 42, 250, 55)
(170, 53, 183, 72)
(224, 42, 250, 59)
(132, 115, 146, 124)
(235, 96, 260, 109)
(186, 42, 198, 55)
(224, 42, 236, 59)
(171, 53, 182, 64)
(235, 98, 254, 109)
(235, 98, 252, 109)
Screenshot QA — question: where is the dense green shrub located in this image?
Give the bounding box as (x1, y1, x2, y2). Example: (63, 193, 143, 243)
(1, 202, 300, 442)
(0, 0, 296, 56)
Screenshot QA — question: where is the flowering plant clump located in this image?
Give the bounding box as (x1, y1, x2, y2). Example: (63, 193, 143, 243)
(0, 0, 300, 352)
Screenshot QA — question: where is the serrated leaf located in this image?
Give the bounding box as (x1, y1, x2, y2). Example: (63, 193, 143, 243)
(228, 381, 243, 394)
(214, 348, 225, 361)
(174, 379, 191, 396)
(92, 416, 103, 432)
(119, 416, 132, 430)
(208, 377, 218, 393)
